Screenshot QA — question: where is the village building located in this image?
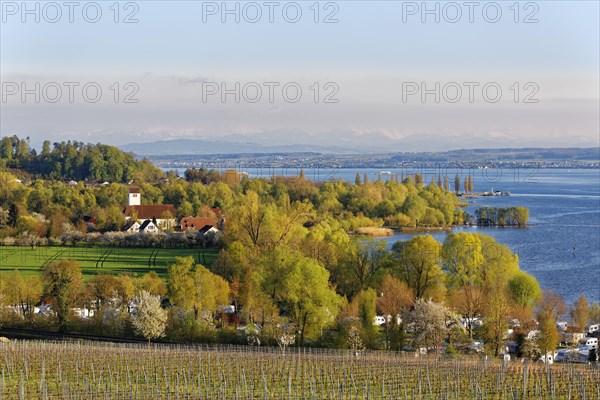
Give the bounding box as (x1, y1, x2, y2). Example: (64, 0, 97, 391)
(139, 220, 159, 234)
(123, 187, 176, 229)
(178, 217, 218, 231)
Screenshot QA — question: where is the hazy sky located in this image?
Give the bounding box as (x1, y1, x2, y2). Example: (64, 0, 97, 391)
(1, 1, 599, 149)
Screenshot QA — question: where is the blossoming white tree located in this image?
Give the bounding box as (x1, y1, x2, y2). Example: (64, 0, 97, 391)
(132, 290, 168, 343)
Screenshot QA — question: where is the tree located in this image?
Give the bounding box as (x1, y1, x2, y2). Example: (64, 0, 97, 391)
(508, 271, 542, 309)
(407, 299, 449, 352)
(514, 206, 529, 227)
(393, 235, 444, 300)
(132, 290, 168, 343)
(167, 256, 196, 311)
(441, 233, 485, 337)
(42, 260, 84, 332)
(41, 140, 51, 156)
(339, 238, 389, 297)
(414, 174, 423, 186)
(356, 288, 378, 348)
(590, 302, 600, 324)
(377, 275, 414, 318)
(569, 294, 590, 333)
(139, 271, 167, 297)
(255, 247, 342, 345)
(377, 275, 413, 350)
(355, 172, 361, 186)
(454, 174, 460, 194)
(537, 311, 559, 359)
(4, 270, 42, 319)
(481, 287, 511, 357)
(89, 274, 120, 311)
(537, 291, 566, 321)
(192, 264, 230, 315)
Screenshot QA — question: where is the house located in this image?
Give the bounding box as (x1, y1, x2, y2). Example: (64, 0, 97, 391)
(178, 217, 218, 231)
(139, 220, 159, 234)
(123, 187, 176, 229)
(124, 220, 141, 233)
(198, 225, 222, 238)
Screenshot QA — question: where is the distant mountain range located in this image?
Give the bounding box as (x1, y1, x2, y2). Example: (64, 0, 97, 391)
(119, 131, 599, 156)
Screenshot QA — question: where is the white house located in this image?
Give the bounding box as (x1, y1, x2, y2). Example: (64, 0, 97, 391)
(125, 221, 141, 233)
(139, 220, 159, 234)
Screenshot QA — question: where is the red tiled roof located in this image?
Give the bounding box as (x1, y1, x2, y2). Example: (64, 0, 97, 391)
(123, 205, 175, 220)
(128, 187, 141, 193)
(179, 217, 217, 230)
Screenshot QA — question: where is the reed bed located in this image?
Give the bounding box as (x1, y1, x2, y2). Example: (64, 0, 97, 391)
(1, 340, 599, 399)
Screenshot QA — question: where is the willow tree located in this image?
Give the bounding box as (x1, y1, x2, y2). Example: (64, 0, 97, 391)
(255, 247, 342, 345)
(392, 235, 445, 300)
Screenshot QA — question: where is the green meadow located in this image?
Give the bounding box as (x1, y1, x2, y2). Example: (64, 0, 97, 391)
(0, 246, 218, 280)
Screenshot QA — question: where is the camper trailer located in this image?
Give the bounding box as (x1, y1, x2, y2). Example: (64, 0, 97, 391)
(578, 337, 598, 350)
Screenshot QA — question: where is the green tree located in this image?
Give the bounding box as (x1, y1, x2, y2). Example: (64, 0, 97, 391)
(255, 247, 342, 345)
(355, 172, 361, 186)
(192, 264, 230, 314)
(42, 260, 84, 332)
(393, 235, 445, 300)
(167, 256, 196, 311)
(339, 238, 389, 297)
(356, 288, 378, 348)
(514, 206, 529, 227)
(508, 272, 542, 309)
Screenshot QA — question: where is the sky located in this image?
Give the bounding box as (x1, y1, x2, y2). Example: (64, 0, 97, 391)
(1, 0, 599, 150)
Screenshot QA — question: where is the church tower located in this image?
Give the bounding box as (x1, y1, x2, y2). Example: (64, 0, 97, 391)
(128, 187, 141, 206)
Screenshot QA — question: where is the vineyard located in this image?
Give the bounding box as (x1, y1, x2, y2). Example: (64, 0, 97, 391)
(1, 341, 599, 399)
(0, 246, 218, 279)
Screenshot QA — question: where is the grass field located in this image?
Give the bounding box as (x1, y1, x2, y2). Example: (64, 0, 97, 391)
(0, 340, 598, 399)
(0, 246, 218, 280)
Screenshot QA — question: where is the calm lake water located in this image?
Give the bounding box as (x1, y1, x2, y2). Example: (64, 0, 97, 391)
(167, 166, 600, 304)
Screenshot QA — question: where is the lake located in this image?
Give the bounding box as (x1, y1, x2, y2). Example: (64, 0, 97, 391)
(167, 166, 599, 304)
